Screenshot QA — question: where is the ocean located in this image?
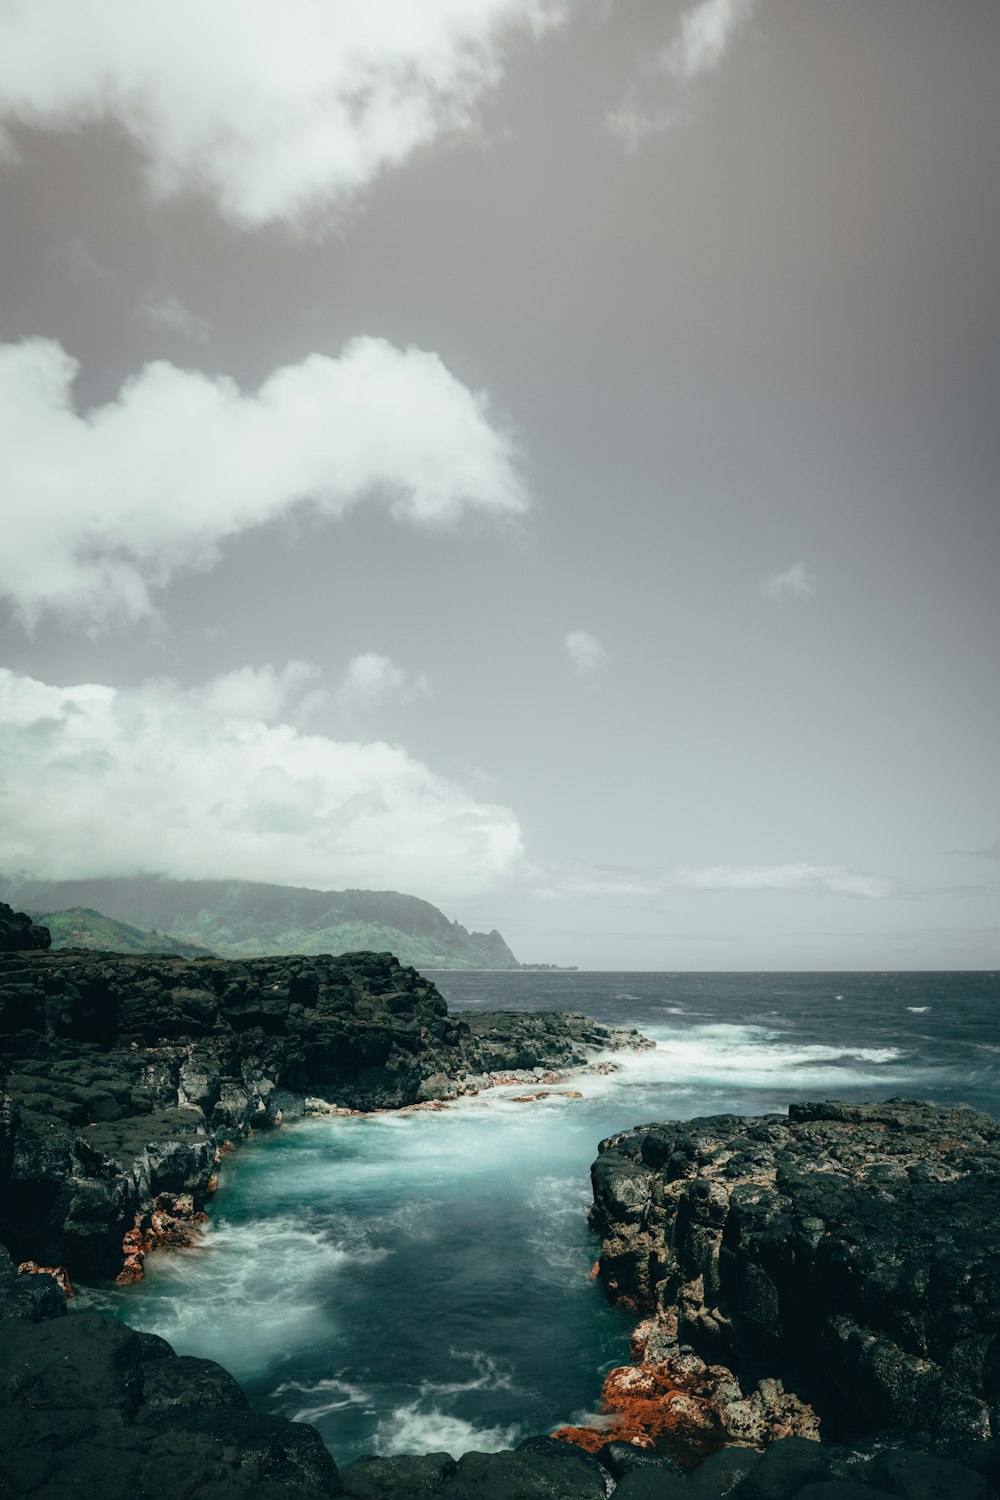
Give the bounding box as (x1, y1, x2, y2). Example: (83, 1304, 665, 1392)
(88, 970, 1000, 1464)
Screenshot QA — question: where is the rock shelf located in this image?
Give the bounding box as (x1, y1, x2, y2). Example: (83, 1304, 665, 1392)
(0, 939, 646, 1280)
(2, 910, 1000, 1497)
(583, 1100, 1000, 1460)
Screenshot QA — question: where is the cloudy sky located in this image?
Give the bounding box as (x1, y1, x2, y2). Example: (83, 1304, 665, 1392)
(1, 0, 998, 969)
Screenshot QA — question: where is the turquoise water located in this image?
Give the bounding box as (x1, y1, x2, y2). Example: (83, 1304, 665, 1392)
(91, 970, 999, 1463)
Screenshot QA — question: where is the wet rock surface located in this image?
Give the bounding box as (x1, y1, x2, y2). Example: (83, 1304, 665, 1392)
(2, 1275, 997, 1500)
(0, 938, 646, 1279)
(586, 1100, 1000, 1456)
(2, 912, 998, 1497)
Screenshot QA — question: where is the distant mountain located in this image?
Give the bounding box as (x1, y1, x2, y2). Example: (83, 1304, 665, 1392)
(34, 906, 211, 959)
(0, 876, 522, 969)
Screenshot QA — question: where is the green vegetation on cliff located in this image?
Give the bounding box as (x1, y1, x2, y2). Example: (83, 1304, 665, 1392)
(2, 876, 521, 969)
(33, 907, 210, 959)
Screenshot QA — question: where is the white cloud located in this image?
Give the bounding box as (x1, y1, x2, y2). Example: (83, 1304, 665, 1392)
(528, 858, 894, 902)
(671, 864, 894, 899)
(0, 666, 523, 901)
(565, 628, 609, 677)
(135, 292, 210, 342)
(606, 104, 688, 152)
(527, 860, 660, 901)
(760, 561, 817, 602)
(606, 0, 754, 148)
(335, 653, 429, 715)
(666, 0, 755, 81)
(0, 0, 566, 226)
(0, 336, 529, 627)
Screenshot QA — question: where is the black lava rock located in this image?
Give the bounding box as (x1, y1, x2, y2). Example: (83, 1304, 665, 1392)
(590, 1102, 1000, 1441)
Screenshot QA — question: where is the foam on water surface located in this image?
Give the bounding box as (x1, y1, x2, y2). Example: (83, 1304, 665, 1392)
(101, 970, 999, 1465)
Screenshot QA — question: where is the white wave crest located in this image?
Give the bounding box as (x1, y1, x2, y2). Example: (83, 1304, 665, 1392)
(274, 1374, 373, 1424)
(374, 1402, 521, 1457)
(574, 1023, 910, 1098)
(418, 1349, 515, 1398)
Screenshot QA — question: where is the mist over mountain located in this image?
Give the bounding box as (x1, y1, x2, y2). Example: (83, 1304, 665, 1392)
(0, 876, 522, 970)
(28, 906, 210, 960)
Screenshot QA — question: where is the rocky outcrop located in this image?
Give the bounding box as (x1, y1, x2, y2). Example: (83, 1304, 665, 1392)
(0, 1251, 342, 1499)
(4, 1260, 999, 1500)
(4, 916, 998, 1498)
(0, 902, 49, 953)
(586, 1100, 1000, 1457)
(0, 940, 648, 1279)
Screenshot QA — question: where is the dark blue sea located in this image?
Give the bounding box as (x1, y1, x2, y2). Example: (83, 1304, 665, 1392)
(90, 970, 999, 1462)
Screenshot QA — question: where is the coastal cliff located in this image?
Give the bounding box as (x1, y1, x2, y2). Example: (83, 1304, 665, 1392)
(585, 1101, 1000, 1454)
(1, 875, 524, 969)
(0, 934, 643, 1280)
(3, 911, 1000, 1499)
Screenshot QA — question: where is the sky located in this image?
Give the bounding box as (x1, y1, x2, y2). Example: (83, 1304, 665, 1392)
(0, 0, 998, 970)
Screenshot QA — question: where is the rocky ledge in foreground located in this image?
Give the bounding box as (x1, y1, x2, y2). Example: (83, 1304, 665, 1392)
(581, 1099, 1000, 1461)
(4, 1260, 1000, 1500)
(0, 924, 647, 1280)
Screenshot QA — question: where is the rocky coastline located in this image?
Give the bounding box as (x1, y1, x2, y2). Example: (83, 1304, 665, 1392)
(0, 932, 647, 1281)
(3, 907, 1000, 1497)
(567, 1100, 1000, 1491)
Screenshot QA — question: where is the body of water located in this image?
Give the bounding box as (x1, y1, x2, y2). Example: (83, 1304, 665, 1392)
(91, 970, 999, 1463)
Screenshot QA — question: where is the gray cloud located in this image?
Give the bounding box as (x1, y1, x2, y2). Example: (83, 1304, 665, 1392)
(564, 628, 609, 677)
(135, 292, 210, 342)
(530, 859, 895, 902)
(947, 838, 1000, 861)
(760, 561, 817, 602)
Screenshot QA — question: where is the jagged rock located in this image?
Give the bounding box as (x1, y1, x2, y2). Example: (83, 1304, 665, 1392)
(0, 1309, 341, 1498)
(862, 1448, 993, 1499)
(443, 1444, 609, 1499)
(686, 1445, 761, 1496)
(0, 1269, 67, 1323)
(596, 1441, 689, 1479)
(0, 903, 49, 954)
(339, 1452, 459, 1499)
(733, 1435, 830, 1497)
(587, 1101, 1000, 1448)
(140, 1354, 249, 1411)
(0, 948, 648, 1278)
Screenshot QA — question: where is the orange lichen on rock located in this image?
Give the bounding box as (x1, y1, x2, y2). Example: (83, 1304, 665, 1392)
(115, 1191, 208, 1285)
(552, 1359, 725, 1463)
(17, 1261, 75, 1298)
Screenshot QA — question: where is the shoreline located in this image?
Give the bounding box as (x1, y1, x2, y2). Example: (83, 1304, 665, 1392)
(3, 923, 1000, 1496)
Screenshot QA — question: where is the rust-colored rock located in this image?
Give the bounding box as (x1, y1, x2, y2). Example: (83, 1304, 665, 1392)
(588, 1101, 1000, 1444)
(552, 1333, 816, 1464)
(16, 1260, 74, 1298)
(115, 1192, 207, 1283)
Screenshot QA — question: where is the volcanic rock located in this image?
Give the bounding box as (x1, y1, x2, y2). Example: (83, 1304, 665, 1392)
(0, 942, 648, 1280)
(588, 1100, 1000, 1447)
(0, 902, 50, 954)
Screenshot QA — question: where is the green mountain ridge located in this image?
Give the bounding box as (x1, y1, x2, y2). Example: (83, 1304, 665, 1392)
(33, 907, 212, 959)
(2, 876, 522, 969)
